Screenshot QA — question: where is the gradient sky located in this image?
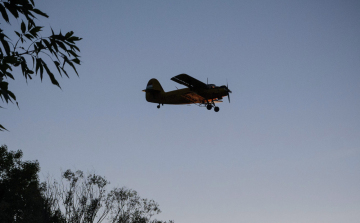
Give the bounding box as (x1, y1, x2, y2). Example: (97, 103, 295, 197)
(2, 1, 360, 222)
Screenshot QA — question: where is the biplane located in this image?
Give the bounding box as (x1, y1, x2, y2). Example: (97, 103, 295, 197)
(142, 73, 232, 112)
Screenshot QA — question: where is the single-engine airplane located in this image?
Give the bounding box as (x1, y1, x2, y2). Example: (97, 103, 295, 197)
(142, 73, 232, 112)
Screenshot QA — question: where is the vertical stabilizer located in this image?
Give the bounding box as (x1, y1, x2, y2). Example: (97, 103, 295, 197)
(144, 78, 164, 93)
(143, 78, 164, 102)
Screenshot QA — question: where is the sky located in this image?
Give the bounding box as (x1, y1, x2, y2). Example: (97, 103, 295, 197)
(1, 0, 360, 222)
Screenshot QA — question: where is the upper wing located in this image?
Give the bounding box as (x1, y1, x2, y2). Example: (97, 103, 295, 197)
(171, 73, 207, 89)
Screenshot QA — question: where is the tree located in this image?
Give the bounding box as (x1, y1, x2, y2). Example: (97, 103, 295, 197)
(1, 145, 174, 222)
(0, 145, 62, 222)
(44, 169, 174, 223)
(0, 0, 82, 131)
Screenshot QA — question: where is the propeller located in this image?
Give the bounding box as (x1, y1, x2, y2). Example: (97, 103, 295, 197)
(225, 80, 231, 103)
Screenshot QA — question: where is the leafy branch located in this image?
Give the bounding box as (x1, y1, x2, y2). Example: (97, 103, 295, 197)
(0, 0, 82, 131)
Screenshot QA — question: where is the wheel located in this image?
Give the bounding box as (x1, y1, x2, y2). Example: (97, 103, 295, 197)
(157, 105, 160, 109)
(207, 104, 212, 110)
(214, 106, 220, 112)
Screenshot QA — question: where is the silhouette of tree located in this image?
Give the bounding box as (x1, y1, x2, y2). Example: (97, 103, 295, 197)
(0, 145, 63, 222)
(0, 0, 82, 131)
(44, 169, 174, 223)
(1, 145, 174, 223)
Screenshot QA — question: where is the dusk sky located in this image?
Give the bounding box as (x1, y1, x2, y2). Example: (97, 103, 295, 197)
(2, 1, 360, 222)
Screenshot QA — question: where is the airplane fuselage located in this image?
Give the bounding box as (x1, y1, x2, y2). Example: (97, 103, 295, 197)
(143, 75, 231, 112)
(146, 87, 228, 105)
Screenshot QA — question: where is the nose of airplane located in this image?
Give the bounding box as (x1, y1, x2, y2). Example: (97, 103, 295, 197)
(221, 85, 232, 103)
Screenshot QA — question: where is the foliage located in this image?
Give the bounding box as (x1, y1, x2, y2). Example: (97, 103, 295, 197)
(0, 145, 62, 222)
(44, 169, 174, 223)
(0, 0, 82, 131)
(1, 145, 174, 223)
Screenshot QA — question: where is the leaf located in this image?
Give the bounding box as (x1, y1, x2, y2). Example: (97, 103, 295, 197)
(21, 20, 26, 33)
(30, 26, 42, 37)
(0, 39, 10, 55)
(43, 62, 61, 88)
(72, 58, 81, 65)
(0, 4, 9, 23)
(26, 17, 35, 28)
(7, 90, 16, 101)
(68, 36, 82, 43)
(24, 33, 33, 40)
(65, 31, 74, 39)
(53, 61, 62, 75)
(42, 39, 52, 53)
(31, 8, 49, 18)
(56, 40, 67, 51)
(5, 72, 14, 80)
(27, 20, 34, 31)
(51, 39, 58, 52)
(54, 61, 61, 67)
(71, 44, 80, 52)
(4, 2, 19, 18)
(14, 31, 21, 38)
(61, 67, 69, 78)
(35, 58, 41, 74)
(68, 50, 79, 58)
(0, 124, 9, 131)
(67, 60, 78, 76)
(20, 59, 31, 79)
(40, 63, 44, 80)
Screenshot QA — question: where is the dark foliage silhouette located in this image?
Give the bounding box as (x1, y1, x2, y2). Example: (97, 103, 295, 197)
(0, 145, 62, 222)
(44, 169, 174, 223)
(0, 145, 174, 223)
(0, 0, 82, 131)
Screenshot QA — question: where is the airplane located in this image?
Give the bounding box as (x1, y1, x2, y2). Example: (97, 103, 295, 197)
(142, 73, 232, 112)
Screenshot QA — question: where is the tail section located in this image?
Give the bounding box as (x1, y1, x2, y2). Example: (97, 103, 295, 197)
(142, 78, 164, 102)
(143, 78, 164, 93)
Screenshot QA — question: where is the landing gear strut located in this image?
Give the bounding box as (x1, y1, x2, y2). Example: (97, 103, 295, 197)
(205, 101, 220, 112)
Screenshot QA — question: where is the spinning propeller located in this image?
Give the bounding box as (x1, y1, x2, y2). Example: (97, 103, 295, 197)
(224, 81, 232, 103)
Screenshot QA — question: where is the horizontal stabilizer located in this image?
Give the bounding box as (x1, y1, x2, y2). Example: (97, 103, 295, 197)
(142, 89, 162, 92)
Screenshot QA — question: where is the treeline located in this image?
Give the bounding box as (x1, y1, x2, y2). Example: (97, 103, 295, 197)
(0, 145, 173, 223)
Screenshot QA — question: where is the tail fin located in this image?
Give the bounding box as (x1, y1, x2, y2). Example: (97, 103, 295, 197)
(142, 78, 164, 103)
(142, 78, 164, 93)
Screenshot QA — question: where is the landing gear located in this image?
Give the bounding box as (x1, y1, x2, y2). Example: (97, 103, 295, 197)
(205, 102, 220, 112)
(157, 104, 160, 109)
